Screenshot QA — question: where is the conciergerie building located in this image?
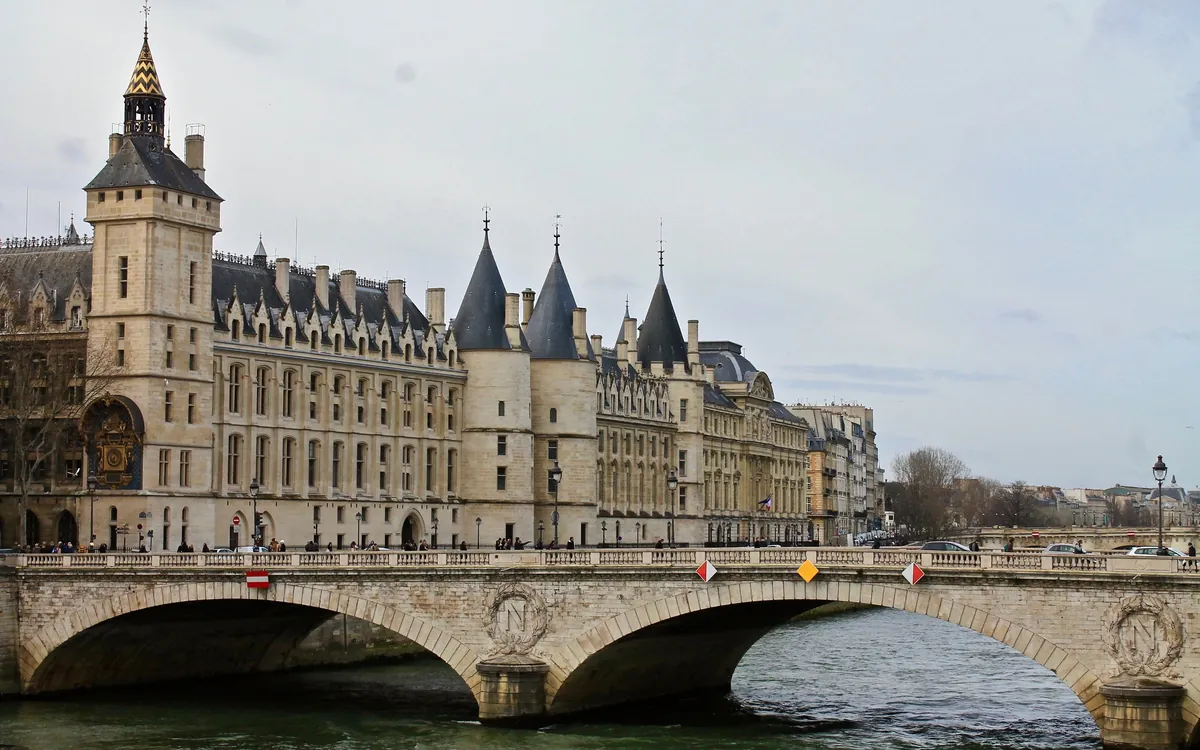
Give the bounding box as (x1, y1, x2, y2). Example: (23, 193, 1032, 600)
(0, 27, 878, 551)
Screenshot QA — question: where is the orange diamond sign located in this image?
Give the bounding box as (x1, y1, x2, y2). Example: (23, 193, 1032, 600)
(797, 559, 819, 582)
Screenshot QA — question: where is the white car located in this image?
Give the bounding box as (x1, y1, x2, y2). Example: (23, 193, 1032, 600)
(1127, 546, 1185, 557)
(1046, 543, 1086, 555)
(919, 541, 972, 552)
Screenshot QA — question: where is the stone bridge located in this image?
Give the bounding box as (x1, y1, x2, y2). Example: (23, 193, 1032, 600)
(2, 547, 1199, 750)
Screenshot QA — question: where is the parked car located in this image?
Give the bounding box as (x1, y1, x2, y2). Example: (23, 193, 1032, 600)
(211, 548, 235, 554)
(919, 541, 972, 552)
(1127, 546, 1185, 557)
(1046, 543, 1086, 555)
(234, 545, 271, 553)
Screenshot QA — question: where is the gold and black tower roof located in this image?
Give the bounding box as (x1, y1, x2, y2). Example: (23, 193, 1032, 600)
(123, 30, 166, 139)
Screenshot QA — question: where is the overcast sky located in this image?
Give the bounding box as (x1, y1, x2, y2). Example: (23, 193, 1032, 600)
(3, 1, 1199, 489)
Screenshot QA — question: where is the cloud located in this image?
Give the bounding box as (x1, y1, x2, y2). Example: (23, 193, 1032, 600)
(57, 138, 87, 165)
(999, 308, 1042, 323)
(394, 63, 417, 84)
(786, 363, 1007, 384)
(779, 378, 931, 396)
(210, 25, 277, 57)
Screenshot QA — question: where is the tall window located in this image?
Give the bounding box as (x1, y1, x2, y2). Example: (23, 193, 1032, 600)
(255, 367, 270, 416)
(379, 445, 390, 495)
(680, 399, 688, 422)
(282, 370, 295, 418)
(308, 440, 319, 488)
(679, 449, 687, 477)
(118, 256, 129, 298)
(498, 400, 505, 417)
(164, 391, 173, 422)
(282, 439, 295, 487)
(228, 365, 242, 413)
(332, 442, 344, 488)
(496, 466, 507, 491)
(189, 262, 197, 304)
(425, 448, 436, 492)
(447, 449, 456, 493)
(255, 436, 269, 488)
(179, 450, 191, 487)
(497, 436, 507, 456)
(548, 440, 558, 461)
(227, 435, 242, 485)
(356, 443, 367, 490)
(549, 408, 557, 423)
(187, 393, 196, 424)
(158, 449, 170, 486)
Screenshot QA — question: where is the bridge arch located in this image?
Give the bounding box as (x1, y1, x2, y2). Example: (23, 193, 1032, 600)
(546, 579, 1105, 723)
(20, 580, 483, 699)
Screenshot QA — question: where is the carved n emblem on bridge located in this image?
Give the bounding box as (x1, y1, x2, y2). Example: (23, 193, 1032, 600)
(484, 582, 550, 656)
(1102, 593, 1184, 677)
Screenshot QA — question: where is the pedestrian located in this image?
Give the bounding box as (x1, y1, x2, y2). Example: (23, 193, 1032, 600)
(872, 538, 882, 550)
(459, 540, 468, 551)
(202, 542, 210, 553)
(655, 538, 664, 549)
(567, 537, 575, 550)
(1003, 537, 1014, 553)
(326, 542, 334, 552)
(279, 540, 287, 552)
(1189, 542, 1196, 570)
(98, 542, 108, 553)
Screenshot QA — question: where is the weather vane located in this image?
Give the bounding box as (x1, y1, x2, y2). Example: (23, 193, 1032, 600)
(657, 218, 664, 270)
(554, 214, 561, 252)
(142, 0, 151, 37)
(482, 204, 490, 233)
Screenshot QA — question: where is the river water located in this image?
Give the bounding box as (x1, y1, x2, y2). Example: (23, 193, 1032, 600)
(0, 607, 1099, 750)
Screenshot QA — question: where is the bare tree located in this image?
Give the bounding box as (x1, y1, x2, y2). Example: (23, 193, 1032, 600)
(0, 335, 117, 545)
(890, 447, 969, 539)
(958, 477, 1003, 530)
(988, 481, 1044, 528)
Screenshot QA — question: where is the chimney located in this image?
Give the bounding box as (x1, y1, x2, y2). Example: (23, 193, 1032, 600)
(687, 320, 700, 368)
(425, 287, 445, 330)
(274, 258, 291, 302)
(184, 132, 205, 183)
(572, 307, 588, 358)
(108, 133, 123, 159)
(521, 288, 535, 327)
(315, 266, 330, 310)
(504, 292, 522, 347)
(339, 270, 357, 314)
(590, 334, 603, 357)
(623, 317, 638, 367)
(387, 279, 406, 317)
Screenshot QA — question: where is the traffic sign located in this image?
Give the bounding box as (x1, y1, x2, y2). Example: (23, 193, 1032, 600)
(696, 560, 717, 582)
(902, 562, 925, 586)
(797, 559, 819, 582)
(232, 516, 241, 526)
(246, 570, 270, 589)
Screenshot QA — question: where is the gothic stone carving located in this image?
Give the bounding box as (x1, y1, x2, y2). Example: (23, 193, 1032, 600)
(484, 582, 550, 656)
(1102, 593, 1184, 677)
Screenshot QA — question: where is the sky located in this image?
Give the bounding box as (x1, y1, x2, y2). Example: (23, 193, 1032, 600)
(2, 0, 1200, 490)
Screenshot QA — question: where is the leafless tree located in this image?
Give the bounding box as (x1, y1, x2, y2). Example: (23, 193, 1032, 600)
(890, 447, 969, 539)
(958, 477, 1003, 529)
(988, 480, 1045, 528)
(0, 335, 118, 545)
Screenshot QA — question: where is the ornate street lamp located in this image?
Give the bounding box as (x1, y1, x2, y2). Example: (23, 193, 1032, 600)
(667, 470, 678, 548)
(601, 520, 607, 547)
(87, 471, 98, 545)
(475, 516, 482, 549)
(550, 461, 563, 546)
(1153, 455, 1168, 555)
(538, 520, 544, 546)
(249, 478, 260, 546)
(431, 518, 439, 549)
(355, 510, 362, 548)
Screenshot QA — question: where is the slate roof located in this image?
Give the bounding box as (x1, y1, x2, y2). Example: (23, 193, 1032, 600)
(0, 242, 93, 321)
(615, 300, 630, 344)
(767, 401, 806, 425)
(637, 270, 688, 370)
(698, 340, 758, 383)
(703, 383, 738, 409)
(451, 230, 527, 351)
(86, 135, 221, 200)
(525, 249, 594, 360)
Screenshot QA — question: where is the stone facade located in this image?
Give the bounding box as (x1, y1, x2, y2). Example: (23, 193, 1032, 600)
(0, 29, 856, 553)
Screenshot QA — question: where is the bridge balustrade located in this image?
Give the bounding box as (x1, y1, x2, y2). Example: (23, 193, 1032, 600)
(0, 548, 1191, 575)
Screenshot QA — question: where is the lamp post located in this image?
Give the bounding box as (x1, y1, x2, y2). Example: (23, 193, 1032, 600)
(1153, 455, 1168, 555)
(550, 461, 563, 546)
(615, 520, 621, 548)
(538, 520, 544, 547)
(635, 521, 641, 546)
(431, 518, 439, 549)
(355, 510, 362, 548)
(667, 470, 678, 548)
(313, 519, 319, 545)
(601, 520, 607, 547)
(249, 478, 260, 546)
(475, 517, 482, 549)
(86, 471, 98, 545)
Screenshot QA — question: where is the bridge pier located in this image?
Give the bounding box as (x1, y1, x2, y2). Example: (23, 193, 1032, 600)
(475, 655, 550, 726)
(1099, 678, 1188, 750)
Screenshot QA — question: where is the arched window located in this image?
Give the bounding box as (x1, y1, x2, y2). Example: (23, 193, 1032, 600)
(355, 443, 367, 490)
(228, 365, 243, 413)
(379, 444, 391, 495)
(258, 323, 267, 342)
(307, 440, 320, 488)
(231, 319, 241, 340)
(282, 370, 296, 418)
(332, 442, 343, 488)
(285, 328, 294, 348)
(282, 438, 295, 487)
(255, 435, 269, 487)
(227, 434, 243, 485)
(255, 367, 270, 416)
(447, 449, 457, 494)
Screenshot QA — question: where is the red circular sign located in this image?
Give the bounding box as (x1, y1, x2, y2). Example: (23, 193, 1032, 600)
(232, 516, 241, 526)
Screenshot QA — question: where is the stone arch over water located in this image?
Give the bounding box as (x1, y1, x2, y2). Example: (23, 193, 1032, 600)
(21, 581, 483, 700)
(546, 580, 1106, 727)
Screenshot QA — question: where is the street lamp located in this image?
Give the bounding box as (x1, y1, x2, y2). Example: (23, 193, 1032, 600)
(475, 517, 482, 549)
(550, 460, 563, 546)
(87, 471, 98, 545)
(355, 510, 362, 548)
(615, 520, 621, 548)
(1153, 455, 1168, 555)
(538, 520, 544, 546)
(313, 519, 319, 545)
(635, 521, 641, 546)
(249, 478, 260, 545)
(601, 520, 607, 547)
(431, 518, 439, 549)
(667, 470, 678, 548)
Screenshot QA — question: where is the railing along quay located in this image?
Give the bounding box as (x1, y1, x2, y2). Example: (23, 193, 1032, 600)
(3, 548, 1196, 575)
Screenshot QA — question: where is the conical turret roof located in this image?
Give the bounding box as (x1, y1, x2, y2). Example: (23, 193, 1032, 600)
(526, 247, 593, 360)
(452, 229, 518, 350)
(125, 34, 165, 99)
(636, 269, 688, 371)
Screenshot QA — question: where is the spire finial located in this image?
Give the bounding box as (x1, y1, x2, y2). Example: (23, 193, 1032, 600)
(482, 204, 490, 235)
(142, 0, 151, 39)
(625, 295, 630, 318)
(553, 214, 561, 257)
(657, 218, 665, 272)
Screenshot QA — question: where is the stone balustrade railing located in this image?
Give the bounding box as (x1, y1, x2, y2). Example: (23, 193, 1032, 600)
(2, 548, 1196, 575)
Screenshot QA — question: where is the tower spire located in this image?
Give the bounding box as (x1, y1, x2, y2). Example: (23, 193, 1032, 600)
(124, 6, 166, 139)
(143, 0, 150, 39)
(657, 218, 665, 274)
(553, 214, 561, 260)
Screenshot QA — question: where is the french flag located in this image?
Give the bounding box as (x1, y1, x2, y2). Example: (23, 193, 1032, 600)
(758, 496, 773, 511)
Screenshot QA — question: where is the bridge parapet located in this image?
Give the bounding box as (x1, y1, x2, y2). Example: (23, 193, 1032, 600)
(2, 548, 1192, 575)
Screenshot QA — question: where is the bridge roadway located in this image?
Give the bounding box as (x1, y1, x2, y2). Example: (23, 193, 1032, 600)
(2, 547, 1198, 750)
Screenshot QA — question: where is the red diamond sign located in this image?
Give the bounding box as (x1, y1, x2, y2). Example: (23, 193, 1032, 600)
(696, 560, 717, 582)
(902, 562, 924, 586)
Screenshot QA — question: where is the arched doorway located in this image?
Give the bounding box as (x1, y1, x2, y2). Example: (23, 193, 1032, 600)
(401, 514, 421, 546)
(57, 511, 78, 546)
(26, 510, 40, 547)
